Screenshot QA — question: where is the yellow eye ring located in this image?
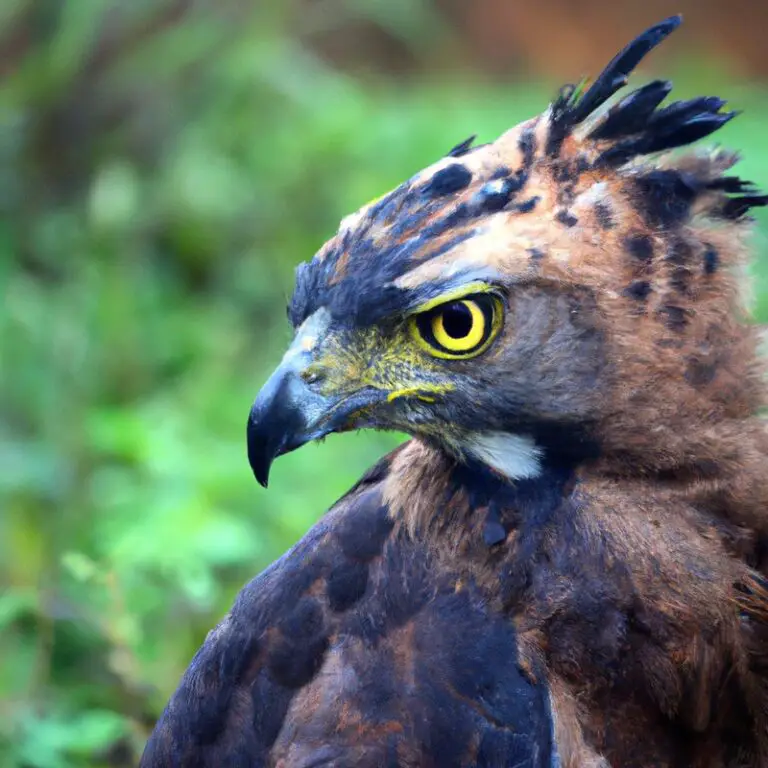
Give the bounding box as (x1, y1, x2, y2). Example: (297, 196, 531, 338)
(410, 293, 503, 359)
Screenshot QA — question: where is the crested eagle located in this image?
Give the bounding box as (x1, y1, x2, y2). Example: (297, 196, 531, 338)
(141, 16, 768, 767)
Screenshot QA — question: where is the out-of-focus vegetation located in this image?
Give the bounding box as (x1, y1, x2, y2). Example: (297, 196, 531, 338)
(0, 2, 767, 765)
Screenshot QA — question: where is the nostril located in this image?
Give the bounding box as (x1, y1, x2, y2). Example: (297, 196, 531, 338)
(300, 365, 327, 385)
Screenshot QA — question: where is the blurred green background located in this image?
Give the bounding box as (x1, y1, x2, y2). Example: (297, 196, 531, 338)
(1, 2, 767, 765)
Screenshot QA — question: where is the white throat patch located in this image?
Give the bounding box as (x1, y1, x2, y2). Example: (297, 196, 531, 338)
(461, 431, 543, 480)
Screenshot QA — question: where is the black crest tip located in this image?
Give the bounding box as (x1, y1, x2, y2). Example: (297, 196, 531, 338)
(547, 15, 683, 156)
(721, 195, 768, 220)
(447, 135, 477, 158)
(708, 176, 759, 195)
(588, 80, 673, 141)
(570, 14, 682, 125)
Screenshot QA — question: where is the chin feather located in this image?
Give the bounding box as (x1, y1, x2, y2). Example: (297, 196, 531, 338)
(459, 431, 543, 480)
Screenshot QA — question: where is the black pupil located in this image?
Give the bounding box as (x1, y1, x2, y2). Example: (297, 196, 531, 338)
(441, 302, 473, 339)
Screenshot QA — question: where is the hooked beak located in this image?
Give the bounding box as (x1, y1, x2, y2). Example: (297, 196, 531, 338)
(246, 360, 387, 488)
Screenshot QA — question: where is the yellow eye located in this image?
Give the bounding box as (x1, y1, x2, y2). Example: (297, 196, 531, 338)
(410, 294, 502, 359)
(432, 300, 484, 351)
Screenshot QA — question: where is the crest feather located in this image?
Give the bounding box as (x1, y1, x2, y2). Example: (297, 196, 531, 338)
(545, 15, 767, 216)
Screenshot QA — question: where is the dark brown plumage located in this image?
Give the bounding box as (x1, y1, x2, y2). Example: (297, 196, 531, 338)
(142, 16, 768, 767)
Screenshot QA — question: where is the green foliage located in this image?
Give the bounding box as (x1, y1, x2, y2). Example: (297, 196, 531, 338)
(1, 2, 767, 765)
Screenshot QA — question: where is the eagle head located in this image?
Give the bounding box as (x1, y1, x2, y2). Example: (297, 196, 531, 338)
(247, 15, 767, 487)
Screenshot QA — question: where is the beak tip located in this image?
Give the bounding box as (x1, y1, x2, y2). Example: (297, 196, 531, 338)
(247, 420, 274, 490)
(247, 441, 273, 490)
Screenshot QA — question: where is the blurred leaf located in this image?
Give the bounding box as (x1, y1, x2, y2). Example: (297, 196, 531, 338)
(64, 710, 129, 756)
(16, 709, 129, 767)
(60, 553, 99, 584)
(88, 161, 141, 235)
(0, 588, 39, 629)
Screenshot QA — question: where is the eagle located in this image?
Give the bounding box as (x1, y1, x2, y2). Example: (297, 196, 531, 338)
(141, 16, 768, 767)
